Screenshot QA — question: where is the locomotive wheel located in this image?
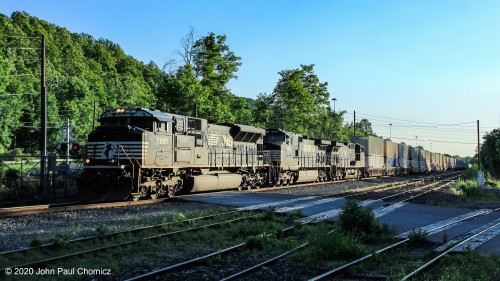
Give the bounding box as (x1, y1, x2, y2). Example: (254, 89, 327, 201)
(167, 191, 175, 198)
(131, 195, 141, 201)
(150, 191, 159, 200)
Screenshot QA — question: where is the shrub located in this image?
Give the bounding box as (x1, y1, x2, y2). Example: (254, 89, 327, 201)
(29, 237, 43, 248)
(305, 224, 368, 260)
(338, 200, 380, 236)
(408, 228, 428, 246)
(456, 179, 479, 196)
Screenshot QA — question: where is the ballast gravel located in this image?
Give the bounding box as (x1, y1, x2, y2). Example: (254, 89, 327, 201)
(0, 200, 216, 253)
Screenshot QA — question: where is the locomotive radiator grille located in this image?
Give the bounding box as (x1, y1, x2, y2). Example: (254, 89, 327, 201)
(86, 141, 147, 160)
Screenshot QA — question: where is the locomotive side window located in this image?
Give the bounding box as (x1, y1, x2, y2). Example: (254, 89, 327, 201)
(155, 121, 167, 132)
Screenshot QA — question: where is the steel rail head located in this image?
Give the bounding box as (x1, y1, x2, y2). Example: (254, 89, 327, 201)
(308, 197, 494, 281)
(126, 215, 298, 280)
(400, 221, 500, 281)
(0, 209, 240, 256)
(0, 213, 262, 272)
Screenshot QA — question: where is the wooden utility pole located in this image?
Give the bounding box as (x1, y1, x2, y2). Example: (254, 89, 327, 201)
(40, 34, 47, 197)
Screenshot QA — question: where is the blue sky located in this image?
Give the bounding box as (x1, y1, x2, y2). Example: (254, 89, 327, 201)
(1, 0, 499, 157)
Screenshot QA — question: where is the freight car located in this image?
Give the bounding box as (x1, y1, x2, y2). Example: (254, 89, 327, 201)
(77, 107, 464, 201)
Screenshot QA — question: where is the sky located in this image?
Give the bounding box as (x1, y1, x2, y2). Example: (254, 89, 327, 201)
(1, 0, 499, 157)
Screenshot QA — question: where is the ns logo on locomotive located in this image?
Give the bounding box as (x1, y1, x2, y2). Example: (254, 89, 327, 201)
(76, 108, 466, 201)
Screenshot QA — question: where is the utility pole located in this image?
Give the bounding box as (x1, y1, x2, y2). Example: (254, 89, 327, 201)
(477, 120, 480, 171)
(477, 120, 484, 187)
(40, 34, 47, 198)
(389, 123, 392, 139)
(353, 111, 356, 136)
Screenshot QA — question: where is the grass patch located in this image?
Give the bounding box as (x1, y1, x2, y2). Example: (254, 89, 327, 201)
(452, 179, 500, 202)
(423, 251, 500, 281)
(295, 201, 397, 266)
(298, 223, 368, 264)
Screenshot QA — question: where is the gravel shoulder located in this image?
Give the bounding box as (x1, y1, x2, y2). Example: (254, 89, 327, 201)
(0, 200, 218, 253)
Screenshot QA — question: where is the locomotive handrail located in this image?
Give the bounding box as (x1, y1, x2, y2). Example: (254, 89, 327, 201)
(118, 145, 140, 179)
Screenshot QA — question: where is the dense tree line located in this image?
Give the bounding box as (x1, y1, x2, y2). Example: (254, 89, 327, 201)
(480, 129, 500, 178)
(0, 12, 373, 155)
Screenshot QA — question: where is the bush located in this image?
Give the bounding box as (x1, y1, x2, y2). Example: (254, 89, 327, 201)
(305, 224, 368, 260)
(456, 179, 479, 196)
(408, 229, 428, 246)
(338, 200, 380, 237)
(29, 237, 43, 248)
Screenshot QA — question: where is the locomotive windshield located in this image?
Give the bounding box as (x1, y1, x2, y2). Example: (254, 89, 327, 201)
(264, 133, 285, 142)
(100, 117, 153, 130)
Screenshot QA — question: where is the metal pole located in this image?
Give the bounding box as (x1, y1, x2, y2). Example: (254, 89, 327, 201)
(66, 118, 70, 165)
(332, 98, 337, 112)
(40, 34, 47, 198)
(353, 111, 356, 136)
(477, 120, 480, 171)
(389, 123, 392, 139)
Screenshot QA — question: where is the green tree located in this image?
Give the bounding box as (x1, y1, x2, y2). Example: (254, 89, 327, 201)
(480, 129, 500, 178)
(355, 118, 376, 136)
(191, 33, 242, 123)
(0, 12, 162, 154)
(268, 64, 330, 137)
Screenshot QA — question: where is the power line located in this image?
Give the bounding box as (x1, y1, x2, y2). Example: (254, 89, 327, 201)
(0, 73, 40, 78)
(0, 92, 38, 97)
(358, 112, 476, 127)
(0, 35, 41, 39)
(391, 136, 476, 145)
(0, 47, 40, 50)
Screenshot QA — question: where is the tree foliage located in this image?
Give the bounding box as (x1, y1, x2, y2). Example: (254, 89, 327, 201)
(480, 129, 500, 178)
(0, 12, 158, 153)
(0, 12, 378, 155)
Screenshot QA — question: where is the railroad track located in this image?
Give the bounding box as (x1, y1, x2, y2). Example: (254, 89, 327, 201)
(308, 207, 500, 281)
(209, 176, 461, 280)
(0, 198, 169, 218)
(0, 171, 455, 218)
(0, 208, 267, 276)
(0, 172, 465, 280)
(123, 174, 460, 280)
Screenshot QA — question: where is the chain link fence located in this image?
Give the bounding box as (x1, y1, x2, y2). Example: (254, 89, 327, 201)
(0, 155, 83, 205)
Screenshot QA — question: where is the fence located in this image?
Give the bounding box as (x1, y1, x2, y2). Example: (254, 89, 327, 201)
(0, 155, 83, 204)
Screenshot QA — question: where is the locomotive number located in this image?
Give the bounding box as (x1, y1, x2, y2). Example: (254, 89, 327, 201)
(156, 138, 169, 145)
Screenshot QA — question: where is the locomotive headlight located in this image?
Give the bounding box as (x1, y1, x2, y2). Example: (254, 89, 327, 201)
(85, 159, 91, 164)
(110, 158, 116, 163)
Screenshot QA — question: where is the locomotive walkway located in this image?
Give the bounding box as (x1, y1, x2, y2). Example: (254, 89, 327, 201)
(179, 189, 500, 257)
